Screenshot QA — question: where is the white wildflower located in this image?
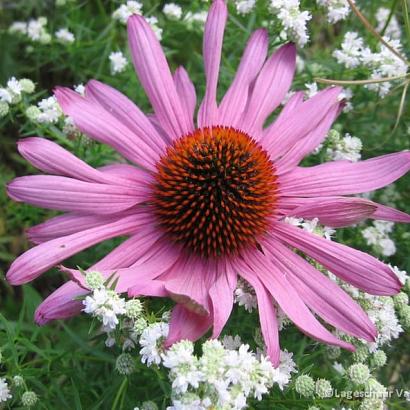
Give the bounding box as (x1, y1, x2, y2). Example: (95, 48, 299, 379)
(27, 17, 50, 43)
(19, 78, 35, 94)
(234, 0, 256, 15)
(109, 51, 128, 74)
(362, 221, 396, 257)
(139, 322, 169, 366)
(316, 0, 350, 23)
(222, 335, 243, 350)
(36, 96, 63, 123)
(55, 28, 75, 44)
(235, 278, 257, 312)
(9, 21, 27, 35)
(269, 0, 311, 47)
(333, 31, 365, 68)
(305, 82, 318, 98)
(184, 11, 208, 29)
(332, 362, 345, 375)
(7, 77, 22, 96)
(162, 340, 202, 394)
(163, 3, 183, 20)
(113, 1, 143, 24)
(376, 8, 401, 40)
(0, 378, 11, 403)
(326, 133, 362, 162)
(0, 88, 12, 104)
(74, 83, 85, 95)
(83, 287, 126, 330)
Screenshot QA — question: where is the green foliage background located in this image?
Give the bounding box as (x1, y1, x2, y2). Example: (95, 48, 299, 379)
(0, 0, 409, 409)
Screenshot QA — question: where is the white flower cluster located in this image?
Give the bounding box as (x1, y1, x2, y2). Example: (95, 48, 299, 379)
(376, 7, 401, 40)
(234, 278, 257, 312)
(163, 3, 183, 20)
(184, 11, 208, 30)
(109, 51, 128, 74)
(0, 77, 35, 117)
(233, 0, 256, 15)
(112, 1, 143, 23)
(0, 378, 12, 403)
(55, 28, 75, 44)
(269, 0, 312, 47)
(113, 1, 162, 40)
(362, 220, 396, 257)
(139, 322, 170, 366)
(333, 30, 408, 97)
(163, 340, 296, 410)
(316, 0, 350, 23)
(9, 17, 52, 44)
(83, 286, 127, 331)
(326, 130, 362, 162)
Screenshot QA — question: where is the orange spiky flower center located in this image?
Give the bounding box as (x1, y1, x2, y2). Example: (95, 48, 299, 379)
(153, 126, 278, 258)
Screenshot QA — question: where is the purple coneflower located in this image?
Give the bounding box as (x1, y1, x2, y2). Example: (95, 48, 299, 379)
(6, 0, 410, 365)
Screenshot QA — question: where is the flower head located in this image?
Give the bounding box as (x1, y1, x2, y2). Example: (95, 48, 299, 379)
(6, 0, 409, 368)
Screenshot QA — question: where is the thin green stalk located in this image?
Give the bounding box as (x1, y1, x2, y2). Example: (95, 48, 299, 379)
(402, 0, 410, 43)
(111, 377, 128, 410)
(315, 73, 409, 85)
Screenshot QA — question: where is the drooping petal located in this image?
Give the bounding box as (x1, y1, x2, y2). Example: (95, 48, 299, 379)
(209, 259, 237, 338)
(35, 227, 161, 325)
(127, 15, 191, 139)
(174, 67, 196, 131)
(218, 29, 269, 127)
(264, 238, 377, 341)
(284, 197, 377, 227)
(197, 0, 228, 127)
(163, 256, 216, 316)
(17, 137, 130, 186)
(34, 281, 87, 325)
(238, 250, 354, 351)
(7, 175, 146, 215)
(279, 151, 410, 197)
(234, 262, 280, 366)
(85, 79, 169, 148)
(6, 213, 149, 285)
(55, 87, 159, 171)
(261, 87, 342, 160)
(276, 102, 341, 174)
(271, 222, 402, 295)
(241, 43, 296, 135)
(165, 304, 212, 347)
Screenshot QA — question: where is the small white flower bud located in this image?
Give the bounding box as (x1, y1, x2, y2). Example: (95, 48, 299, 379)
(295, 375, 315, 397)
(115, 353, 135, 375)
(315, 379, 332, 398)
(348, 363, 370, 385)
(21, 391, 38, 407)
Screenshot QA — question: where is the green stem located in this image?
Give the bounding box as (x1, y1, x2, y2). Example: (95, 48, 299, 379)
(111, 377, 128, 410)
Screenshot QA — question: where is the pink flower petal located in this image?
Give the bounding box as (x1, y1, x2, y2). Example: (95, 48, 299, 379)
(6, 213, 149, 285)
(27, 213, 126, 244)
(174, 67, 196, 131)
(264, 238, 377, 341)
(17, 137, 131, 186)
(285, 197, 377, 227)
(261, 87, 342, 160)
(218, 29, 269, 127)
(34, 281, 87, 325)
(85, 79, 169, 148)
(372, 203, 410, 223)
(234, 262, 280, 366)
(271, 221, 402, 295)
(279, 151, 410, 196)
(7, 175, 146, 215)
(276, 102, 341, 174)
(242, 43, 296, 135)
(165, 304, 212, 348)
(54, 87, 158, 171)
(98, 163, 154, 189)
(127, 15, 191, 139)
(238, 250, 354, 351)
(197, 0, 228, 127)
(209, 259, 237, 338)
